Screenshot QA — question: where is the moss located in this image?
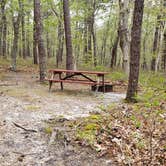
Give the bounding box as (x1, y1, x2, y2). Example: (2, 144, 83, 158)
(44, 126, 53, 135)
(75, 114, 102, 145)
(76, 129, 96, 145)
(26, 105, 40, 111)
(87, 114, 102, 121)
(4, 88, 27, 97)
(84, 123, 98, 130)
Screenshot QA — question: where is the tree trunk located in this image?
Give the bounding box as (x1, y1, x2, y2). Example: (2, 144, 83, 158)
(83, 18, 88, 55)
(46, 32, 51, 58)
(142, 32, 148, 70)
(92, 28, 97, 67)
(34, 0, 47, 81)
(20, 0, 26, 59)
(11, 0, 21, 71)
(2, 0, 7, 58)
(126, 0, 144, 102)
(155, 27, 165, 72)
(118, 0, 130, 74)
(63, 0, 73, 70)
(56, 19, 64, 67)
(26, 12, 31, 57)
(33, 3, 38, 64)
(0, 0, 6, 57)
(110, 35, 119, 68)
(101, 19, 110, 65)
(92, 0, 97, 67)
(162, 28, 166, 71)
(151, 15, 161, 71)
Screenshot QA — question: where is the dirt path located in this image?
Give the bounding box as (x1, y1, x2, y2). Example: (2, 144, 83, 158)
(0, 72, 125, 165)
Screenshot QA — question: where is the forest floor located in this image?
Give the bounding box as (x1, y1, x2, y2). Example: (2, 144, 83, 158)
(0, 69, 126, 166)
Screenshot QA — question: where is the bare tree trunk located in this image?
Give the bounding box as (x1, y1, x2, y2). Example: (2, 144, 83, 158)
(92, 0, 97, 67)
(56, 19, 64, 67)
(2, 0, 7, 58)
(162, 28, 166, 71)
(126, 0, 144, 102)
(83, 19, 88, 54)
(151, 15, 161, 71)
(87, 16, 92, 58)
(110, 35, 119, 68)
(46, 32, 51, 58)
(118, 0, 130, 74)
(63, 0, 73, 70)
(33, 4, 38, 64)
(155, 1, 166, 72)
(142, 33, 148, 70)
(34, 0, 47, 81)
(155, 27, 165, 72)
(0, 0, 7, 57)
(20, 0, 26, 59)
(101, 19, 110, 65)
(11, 0, 21, 71)
(26, 12, 31, 57)
(92, 28, 97, 67)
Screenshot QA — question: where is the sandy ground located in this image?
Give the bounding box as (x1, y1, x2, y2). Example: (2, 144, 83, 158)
(0, 71, 125, 166)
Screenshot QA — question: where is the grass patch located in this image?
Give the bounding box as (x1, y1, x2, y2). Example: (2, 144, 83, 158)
(44, 126, 53, 135)
(4, 88, 27, 97)
(0, 72, 5, 80)
(26, 105, 40, 111)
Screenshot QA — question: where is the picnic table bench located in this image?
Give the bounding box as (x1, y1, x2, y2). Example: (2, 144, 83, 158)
(46, 69, 113, 93)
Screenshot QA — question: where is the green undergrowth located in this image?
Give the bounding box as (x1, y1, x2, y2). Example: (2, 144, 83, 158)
(0, 72, 5, 80)
(68, 72, 165, 164)
(137, 72, 165, 103)
(0, 58, 10, 67)
(72, 96, 165, 164)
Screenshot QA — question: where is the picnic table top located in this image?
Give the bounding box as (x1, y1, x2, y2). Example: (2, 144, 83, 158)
(48, 69, 109, 75)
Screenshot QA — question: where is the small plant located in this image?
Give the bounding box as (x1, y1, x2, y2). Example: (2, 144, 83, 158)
(44, 126, 53, 135)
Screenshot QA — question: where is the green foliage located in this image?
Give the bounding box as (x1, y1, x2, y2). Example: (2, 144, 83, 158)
(108, 71, 128, 81)
(75, 114, 102, 145)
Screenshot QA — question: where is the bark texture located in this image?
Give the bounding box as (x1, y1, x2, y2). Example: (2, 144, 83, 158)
(0, 0, 7, 57)
(126, 0, 144, 102)
(151, 15, 161, 71)
(162, 28, 166, 71)
(21, 0, 26, 59)
(110, 35, 119, 68)
(63, 0, 73, 70)
(118, 0, 130, 74)
(34, 0, 47, 81)
(11, 0, 21, 71)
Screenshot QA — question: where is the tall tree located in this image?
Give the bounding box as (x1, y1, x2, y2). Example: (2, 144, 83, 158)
(118, 0, 130, 74)
(63, 0, 73, 70)
(34, 0, 47, 81)
(1, 0, 7, 58)
(33, 2, 38, 65)
(11, 0, 22, 71)
(162, 28, 166, 71)
(151, 15, 162, 71)
(126, 0, 144, 102)
(50, 1, 64, 67)
(20, 0, 26, 59)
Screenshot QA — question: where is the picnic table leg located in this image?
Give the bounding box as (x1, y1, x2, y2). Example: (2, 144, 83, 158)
(102, 75, 105, 93)
(96, 77, 100, 92)
(49, 81, 52, 92)
(59, 73, 63, 90)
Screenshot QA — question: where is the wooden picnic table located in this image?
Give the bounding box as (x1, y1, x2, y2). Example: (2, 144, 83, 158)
(46, 69, 109, 93)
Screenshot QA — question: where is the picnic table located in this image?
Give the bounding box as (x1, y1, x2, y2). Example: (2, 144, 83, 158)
(46, 69, 111, 93)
